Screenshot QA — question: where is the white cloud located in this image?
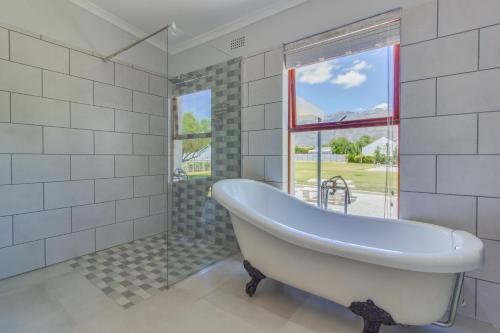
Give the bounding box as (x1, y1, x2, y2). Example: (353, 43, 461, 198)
(349, 60, 371, 71)
(331, 70, 366, 88)
(297, 60, 338, 84)
(373, 102, 388, 110)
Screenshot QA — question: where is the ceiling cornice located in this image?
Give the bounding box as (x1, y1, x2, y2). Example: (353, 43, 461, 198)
(70, 0, 309, 55)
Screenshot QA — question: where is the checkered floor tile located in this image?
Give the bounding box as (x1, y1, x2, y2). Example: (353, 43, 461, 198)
(69, 233, 236, 308)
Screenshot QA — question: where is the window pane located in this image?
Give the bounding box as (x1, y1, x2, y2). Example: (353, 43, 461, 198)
(177, 89, 211, 135)
(173, 138, 211, 179)
(292, 125, 398, 218)
(295, 46, 394, 125)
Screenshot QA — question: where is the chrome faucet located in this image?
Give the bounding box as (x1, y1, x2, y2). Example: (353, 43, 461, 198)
(173, 168, 188, 182)
(320, 176, 351, 213)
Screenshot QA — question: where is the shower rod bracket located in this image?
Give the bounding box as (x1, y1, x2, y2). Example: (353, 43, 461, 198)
(102, 22, 176, 62)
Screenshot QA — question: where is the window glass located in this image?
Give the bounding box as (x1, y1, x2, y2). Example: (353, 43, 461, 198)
(295, 47, 394, 125)
(176, 89, 211, 135)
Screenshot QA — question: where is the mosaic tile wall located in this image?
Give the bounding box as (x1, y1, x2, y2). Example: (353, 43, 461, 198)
(171, 58, 241, 250)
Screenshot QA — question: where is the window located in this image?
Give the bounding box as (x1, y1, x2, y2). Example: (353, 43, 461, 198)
(286, 11, 400, 218)
(173, 89, 212, 179)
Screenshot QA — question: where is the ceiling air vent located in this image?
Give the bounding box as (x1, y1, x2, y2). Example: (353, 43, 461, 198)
(230, 36, 246, 50)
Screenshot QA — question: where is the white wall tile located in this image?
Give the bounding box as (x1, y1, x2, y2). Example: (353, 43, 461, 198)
(470, 239, 500, 284)
(12, 155, 69, 183)
(95, 177, 132, 202)
(133, 175, 163, 197)
(476, 280, 500, 326)
(0, 183, 43, 215)
(72, 201, 115, 231)
(265, 49, 284, 78)
(248, 75, 283, 105)
(0, 155, 10, 185)
(11, 93, 69, 127)
(437, 68, 500, 115)
(0, 91, 9, 122)
(94, 82, 132, 111)
(96, 221, 133, 251)
(399, 192, 476, 233)
(150, 194, 167, 215)
(95, 131, 132, 155)
(0, 216, 12, 248)
(0, 28, 8, 60)
(248, 129, 285, 155)
(241, 131, 249, 156)
(115, 155, 148, 177)
(149, 74, 167, 97)
(0, 240, 44, 279)
(401, 0, 437, 45)
(133, 134, 163, 155)
(241, 83, 248, 107)
(478, 197, 500, 241)
(44, 127, 93, 154)
(437, 155, 500, 197)
(45, 229, 94, 265)
(116, 197, 149, 222)
(242, 105, 264, 131)
(43, 71, 92, 104)
(71, 155, 114, 180)
(399, 155, 436, 192)
(115, 110, 149, 134)
(265, 155, 286, 183)
(265, 102, 285, 129)
(10, 32, 69, 73)
(149, 156, 167, 175)
(401, 31, 478, 82)
(479, 111, 500, 154)
(242, 156, 265, 181)
(0, 123, 42, 154)
(115, 64, 148, 93)
(44, 180, 93, 209)
(400, 79, 436, 118)
(13, 208, 70, 244)
(133, 214, 164, 240)
(70, 103, 114, 131)
(243, 54, 264, 82)
(132, 91, 163, 116)
(480, 24, 500, 70)
(0, 59, 42, 95)
(438, 0, 500, 36)
(70, 50, 114, 84)
(149, 115, 166, 135)
(400, 114, 477, 154)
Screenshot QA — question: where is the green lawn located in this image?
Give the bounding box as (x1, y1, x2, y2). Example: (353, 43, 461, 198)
(294, 161, 397, 193)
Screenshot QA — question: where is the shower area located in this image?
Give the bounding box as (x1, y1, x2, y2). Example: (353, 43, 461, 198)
(67, 24, 241, 307)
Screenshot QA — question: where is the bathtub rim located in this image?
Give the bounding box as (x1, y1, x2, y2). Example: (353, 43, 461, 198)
(212, 178, 484, 274)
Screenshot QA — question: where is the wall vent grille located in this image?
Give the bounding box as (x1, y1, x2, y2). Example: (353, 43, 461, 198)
(230, 36, 246, 50)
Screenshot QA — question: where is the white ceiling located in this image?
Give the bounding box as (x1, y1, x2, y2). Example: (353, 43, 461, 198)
(70, 0, 309, 54)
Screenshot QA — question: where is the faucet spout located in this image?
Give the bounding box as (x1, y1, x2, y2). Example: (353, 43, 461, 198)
(320, 176, 351, 213)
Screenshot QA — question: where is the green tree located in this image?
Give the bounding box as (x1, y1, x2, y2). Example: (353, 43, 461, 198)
(356, 135, 373, 148)
(329, 137, 351, 154)
(295, 146, 313, 154)
(182, 112, 211, 162)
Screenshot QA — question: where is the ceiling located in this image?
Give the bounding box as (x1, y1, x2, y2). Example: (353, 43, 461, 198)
(70, 0, 309, 54)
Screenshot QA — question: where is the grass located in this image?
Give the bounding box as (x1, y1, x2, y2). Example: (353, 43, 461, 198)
(294, 161, 397, 193)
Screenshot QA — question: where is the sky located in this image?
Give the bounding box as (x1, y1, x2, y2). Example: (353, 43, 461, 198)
(295, 46, 394, 121)
(179, 89, 212, 123)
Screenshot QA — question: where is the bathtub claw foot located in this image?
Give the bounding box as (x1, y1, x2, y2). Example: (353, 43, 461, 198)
(243, 260, 266, 297)
(349, 299, 396, 333)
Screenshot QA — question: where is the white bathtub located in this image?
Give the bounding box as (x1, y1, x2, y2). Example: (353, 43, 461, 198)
(212, 179, 484, 328)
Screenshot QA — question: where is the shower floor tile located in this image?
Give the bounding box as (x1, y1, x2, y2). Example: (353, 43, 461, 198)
(69, 232, 235, 308)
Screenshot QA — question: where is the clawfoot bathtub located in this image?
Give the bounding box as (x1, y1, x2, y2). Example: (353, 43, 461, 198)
(212, 179, 484, 333)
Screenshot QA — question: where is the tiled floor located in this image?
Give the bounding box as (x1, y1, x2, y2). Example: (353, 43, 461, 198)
(0, 254, 498, 333)
(68, 233, 235, 308)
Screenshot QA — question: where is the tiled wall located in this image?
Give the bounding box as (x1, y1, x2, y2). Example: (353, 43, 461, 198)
(241, 48, 288, 190)
(0, 25, 168, 279)
(399, 0, 500, 325)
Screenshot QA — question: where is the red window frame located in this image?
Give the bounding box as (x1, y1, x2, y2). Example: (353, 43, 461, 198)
(287, 44, 401, 214)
